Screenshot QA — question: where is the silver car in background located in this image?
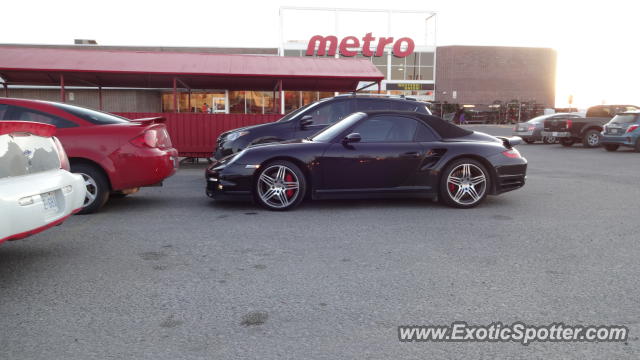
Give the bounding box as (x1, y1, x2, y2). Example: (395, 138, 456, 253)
(513, 113, 584, 144)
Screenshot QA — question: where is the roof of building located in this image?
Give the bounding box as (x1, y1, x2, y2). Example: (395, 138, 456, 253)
(0, 45, 383, 91)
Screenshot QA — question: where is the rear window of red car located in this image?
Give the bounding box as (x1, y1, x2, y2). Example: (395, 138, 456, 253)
(53, 103, 130, 125)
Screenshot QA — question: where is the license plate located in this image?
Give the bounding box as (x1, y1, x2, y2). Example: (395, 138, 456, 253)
(552, 132, 560, 136)
(41, 192, 58, 212)
(610, 129, 619, 134)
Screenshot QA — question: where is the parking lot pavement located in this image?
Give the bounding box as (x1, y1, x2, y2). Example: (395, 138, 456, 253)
(2, 125, 640, 359)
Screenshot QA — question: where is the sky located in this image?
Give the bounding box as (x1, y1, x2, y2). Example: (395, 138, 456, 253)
(2, 0, 639, 108)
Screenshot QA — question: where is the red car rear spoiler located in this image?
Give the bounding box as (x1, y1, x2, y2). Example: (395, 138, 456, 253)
(129, 117, 167, 126)
(0, 121, 56, 137)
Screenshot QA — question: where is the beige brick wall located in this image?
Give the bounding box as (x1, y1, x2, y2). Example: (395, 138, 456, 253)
(435, 46, 556, 107)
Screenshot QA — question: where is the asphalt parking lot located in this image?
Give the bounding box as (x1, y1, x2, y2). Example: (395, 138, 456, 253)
(2, 125, 640, 359)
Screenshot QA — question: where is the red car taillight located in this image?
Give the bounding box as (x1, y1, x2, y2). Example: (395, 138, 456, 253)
(626, 124, 639, 133)
(52, 136, 70, 171)
(130, 129, 159, 148)
(502, 148, 522, 159)
(566, 119, 573, 129)
(130, 127, 172, 149)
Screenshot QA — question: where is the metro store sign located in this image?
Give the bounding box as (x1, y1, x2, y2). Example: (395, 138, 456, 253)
(306, 33, 415, 58)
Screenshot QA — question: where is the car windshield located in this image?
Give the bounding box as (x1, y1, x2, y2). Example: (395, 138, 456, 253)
(311, 112, 366, 142)
(276, 102, 317, 122)
(52, 103, 130, 125)
(610, 114, 638, 124)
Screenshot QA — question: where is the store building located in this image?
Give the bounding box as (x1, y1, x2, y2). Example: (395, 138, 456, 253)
(0, 8, 556, 115)
(435, 45, 556, 106)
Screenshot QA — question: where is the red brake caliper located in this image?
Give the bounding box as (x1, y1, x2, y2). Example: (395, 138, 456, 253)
(285, 173, 294, 198)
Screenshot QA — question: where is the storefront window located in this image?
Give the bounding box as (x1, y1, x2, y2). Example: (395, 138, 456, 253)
(419, 52, 435, 66)
(391, 55, 405, 66)
(406, 53, 420, 67)
(420, 67, 434, 81)
(372, 54, 387, 66)
(301, 91, 318, 106)
(229, 91, 245, 114)
(405, 66, 420, 80)
(161, 91, 225, 113)
(391, 66, 406, 80)
(284, 91, 301, 113)
(319, 92, 334, 100)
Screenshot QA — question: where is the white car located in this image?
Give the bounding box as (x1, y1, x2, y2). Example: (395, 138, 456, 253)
(0, 121, 85, 244)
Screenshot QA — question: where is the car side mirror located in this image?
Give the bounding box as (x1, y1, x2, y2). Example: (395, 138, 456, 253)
(300, 115, 313, 129)
(342, 132, 362, 144)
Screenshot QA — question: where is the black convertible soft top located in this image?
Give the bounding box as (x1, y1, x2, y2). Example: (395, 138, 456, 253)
(362, 110, 473, 139)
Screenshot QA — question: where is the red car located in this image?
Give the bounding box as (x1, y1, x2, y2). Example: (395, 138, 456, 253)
(0, 98, 179, 213)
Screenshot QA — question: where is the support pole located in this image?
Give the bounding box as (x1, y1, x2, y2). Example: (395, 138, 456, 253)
(188, 89, 191, 112)
(173, 77, 178, 113)
(377, 81, 381, 94)
(60, 74, 65, 103)
(3, 83, 7, 97)
(98, 86, 103, 110)
(278, 80, 284, 115)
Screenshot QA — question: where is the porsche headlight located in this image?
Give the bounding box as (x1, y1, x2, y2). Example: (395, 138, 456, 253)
(225, 131, 249, 142)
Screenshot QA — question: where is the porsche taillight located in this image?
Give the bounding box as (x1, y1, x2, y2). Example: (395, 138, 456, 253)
(566, 119, 573, 129)
(502, 148, 522, 159)
(52, 136, 70, 171)
(626, 124, 639, 133)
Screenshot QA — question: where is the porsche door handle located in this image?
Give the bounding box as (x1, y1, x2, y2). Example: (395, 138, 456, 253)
(401, 151, 422, 158)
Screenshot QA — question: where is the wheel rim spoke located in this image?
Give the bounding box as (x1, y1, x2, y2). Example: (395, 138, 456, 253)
(80, 173, 97, 206)
(467, 187, 480, 201)
(260, 173, 275, 187)
(275, 166, 286, 181)
(277, 192, 289, 206)
(448, 176, 463, 186)
(453, 187, 466, 202)
(462, 164, 471, 177)
(283, 181, 299, 190)
(261, 188, 277, 200)
(470, 175, 485, 186)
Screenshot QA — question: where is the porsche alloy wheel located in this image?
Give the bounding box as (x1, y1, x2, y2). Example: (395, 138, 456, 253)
(255, 161, 306, 210)
(440, 159, 489, 208)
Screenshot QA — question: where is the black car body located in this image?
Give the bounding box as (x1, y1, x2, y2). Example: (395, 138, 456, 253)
(541, 105, 639, 148)
(213, 95, 431, 159)
(206, 111, 527, 210)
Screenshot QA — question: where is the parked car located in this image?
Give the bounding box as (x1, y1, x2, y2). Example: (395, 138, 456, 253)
(206, 110, 527, 210)
(0, 98, 179, 213)
(513, 113, 583, 144)
(214, 94, 431, 159)
(0, 121, 85, 243)
(601, 111, 640, 152)
(541, 105, 639, 148)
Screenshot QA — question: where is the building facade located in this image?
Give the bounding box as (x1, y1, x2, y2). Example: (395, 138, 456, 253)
(435, 45, 556, 106)
(0, 43, 557, 113)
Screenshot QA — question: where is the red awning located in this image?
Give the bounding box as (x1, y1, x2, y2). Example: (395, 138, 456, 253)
(0, 46, 383, 91)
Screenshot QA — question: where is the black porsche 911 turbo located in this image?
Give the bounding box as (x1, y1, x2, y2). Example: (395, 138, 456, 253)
(205, 110, 527, 210)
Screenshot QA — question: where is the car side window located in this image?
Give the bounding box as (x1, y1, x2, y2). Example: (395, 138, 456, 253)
(306, 100, 352, 125)
(356, 99, 395, 112)
(0, 104, 7, 119)
(351, 115, 419, 142)
(415, 122, 438, 142)
(392, 101, 421, 112)
(7, 106, 78, 128)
